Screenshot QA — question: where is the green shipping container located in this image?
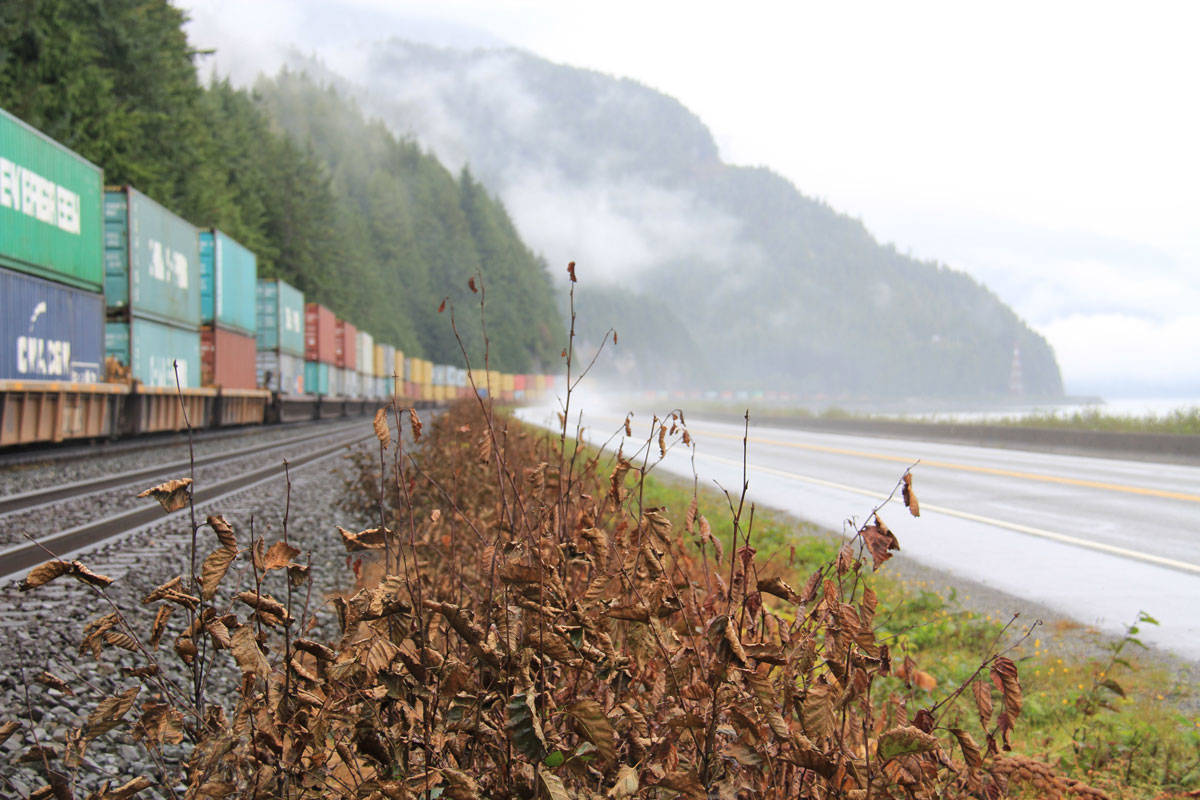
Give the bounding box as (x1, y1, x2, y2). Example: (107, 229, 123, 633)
(256, 279, 305, 357)
(104, 186, 201, 327)
(304, 360, 329, 395)
(0, 107, 104, 291)
(106, 317, 201, 388)
(200, 229, 257, 335)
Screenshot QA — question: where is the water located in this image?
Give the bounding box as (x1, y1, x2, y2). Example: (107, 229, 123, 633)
(902, 396, 1200, 423)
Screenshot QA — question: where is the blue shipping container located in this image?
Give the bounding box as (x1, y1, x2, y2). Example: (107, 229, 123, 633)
(200, 229, 257, 335)
(0, 265, 103, 382)
(105, 317, 200, 388)
(304, 360, 329, 395)
(104, 186, 201, 327)
(256, 278, 305, 356)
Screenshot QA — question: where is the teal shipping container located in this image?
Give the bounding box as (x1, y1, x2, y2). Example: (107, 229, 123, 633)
(304, 361, 329, 395)
(0, 107, 104, 291)
(200, 229, 256, 335)
(256, 279, 305, 357)
(104, 186, 201, 327)
(106, 317, 201, 388)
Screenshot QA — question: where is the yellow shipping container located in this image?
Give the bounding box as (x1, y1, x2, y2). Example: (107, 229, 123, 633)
(373, 345, 385, 377)
(393, 350, 405, 380)
(501, 373, 515, 392)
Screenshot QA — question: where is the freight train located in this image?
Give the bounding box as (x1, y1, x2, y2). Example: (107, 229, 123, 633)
(0, 106, 554, 448)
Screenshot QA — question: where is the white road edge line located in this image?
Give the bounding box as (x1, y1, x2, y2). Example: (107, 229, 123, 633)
(698, 452, 1200, 576)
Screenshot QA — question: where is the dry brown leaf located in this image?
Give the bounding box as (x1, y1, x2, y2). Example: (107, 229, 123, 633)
(35, 671, 73, 696)
(951, 727, 983, 771)
(149, 605, 172, 647)
(757, 575, 800, 604)
(206, 515, 237, 550)
(234, 590, 290, 624)
(231, 625, 269, 679)
(136, 478, 192, 512)
(861, 516, 900, 570)
(373, 407, 391, 448)
(0, 720, 20, 746)
(607, 765, 639, 799)
(973, 680, 994, 727)
(902, 472, 920, 517)
(83, 687, 139, 741)
(991, 656, 1023, 718)
(337, 525, 388, 552)
(409, 408, 422, 441)
(19, 560, 72, 591)
(565, 700, 616, 763)
(93, 775, 153, 799)
(200, 545, 236, 600)
(261, 540, 300, 571)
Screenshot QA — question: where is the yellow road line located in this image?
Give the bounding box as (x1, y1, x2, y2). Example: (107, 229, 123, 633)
(692, 428, 1200, 504)
(699, 453, 1200, 576)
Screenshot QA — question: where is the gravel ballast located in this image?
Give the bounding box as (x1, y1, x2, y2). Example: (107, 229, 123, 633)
(0, 432, 378, 797)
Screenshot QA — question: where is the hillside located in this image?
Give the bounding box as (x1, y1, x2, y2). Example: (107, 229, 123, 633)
(339, 40, 1063, 399)
(0, 2, 562, 371)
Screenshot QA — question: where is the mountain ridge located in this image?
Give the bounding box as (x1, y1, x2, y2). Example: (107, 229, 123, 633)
(309, 39, 1064, 399)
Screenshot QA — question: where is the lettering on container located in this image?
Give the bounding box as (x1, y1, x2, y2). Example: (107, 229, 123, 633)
(285, 307, 302, 334)
(148, 355, 190, 388)
(14, 301, 100, 381)
(147, 238, 189, 289)
(0, 156, 82, 234)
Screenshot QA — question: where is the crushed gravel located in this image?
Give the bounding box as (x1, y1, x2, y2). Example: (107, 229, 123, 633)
(0, 434, 377, 797)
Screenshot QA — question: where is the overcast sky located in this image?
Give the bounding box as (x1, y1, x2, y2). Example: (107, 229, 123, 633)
(180, 0, 1200, 398)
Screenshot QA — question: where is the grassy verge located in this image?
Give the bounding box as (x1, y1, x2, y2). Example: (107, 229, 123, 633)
(636, 400, 1200, 436)
(636, 465, 1200, 798)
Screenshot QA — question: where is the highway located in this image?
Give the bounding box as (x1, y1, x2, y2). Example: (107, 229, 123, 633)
(518, 402, 1200, 661)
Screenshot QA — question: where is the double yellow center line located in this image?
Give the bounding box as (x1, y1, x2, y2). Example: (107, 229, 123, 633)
(694, 429, 1200, 504)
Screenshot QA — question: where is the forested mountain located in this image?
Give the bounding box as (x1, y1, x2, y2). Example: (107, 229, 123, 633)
(339, 41, 1064, 399)
(0, 2, 562, 371)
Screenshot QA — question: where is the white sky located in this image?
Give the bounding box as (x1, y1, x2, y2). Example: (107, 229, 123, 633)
(180, 0, 1200, 397)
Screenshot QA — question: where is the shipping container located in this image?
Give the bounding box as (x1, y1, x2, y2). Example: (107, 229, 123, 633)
(513, 374, 526, 392)
(257, 350, 304, 394)
(105, 317, 200, 388)
(335, 319, 357, 370)
(0, 266, 104, 383)
(199, 229, 256, 335)
(305, 303, 336, 364)
(201, 325, 256, 389)
(304, 360, 329, 395)
(355, 331, 373, 376)
(104, 186, 201, 327)
(374, 343, 396, 378)
(0, 108, 104, 292)
(393, 350, 405, 380)
(341, 369, 361, 398)
(256, 279, 305, 356)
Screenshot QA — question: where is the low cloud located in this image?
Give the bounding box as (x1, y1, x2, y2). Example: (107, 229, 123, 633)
(1041, 313, 1200, 396)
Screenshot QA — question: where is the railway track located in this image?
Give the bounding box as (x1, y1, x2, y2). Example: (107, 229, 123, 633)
(0, 423, 371, 581)
(0, 420, 364, 515)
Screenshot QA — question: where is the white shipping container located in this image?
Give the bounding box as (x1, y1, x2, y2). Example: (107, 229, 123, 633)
(256, 350, 305, 394)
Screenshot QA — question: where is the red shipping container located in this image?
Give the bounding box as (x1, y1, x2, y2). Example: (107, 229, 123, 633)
(513, 374, 526, 391)
(201, 325, 257, 389)
(335, 319, 358, 370)
(305, 303, 337, 364)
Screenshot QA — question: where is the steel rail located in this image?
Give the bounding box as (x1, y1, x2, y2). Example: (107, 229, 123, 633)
(0, 431, 370, 581)
(0, 420, 365, 516)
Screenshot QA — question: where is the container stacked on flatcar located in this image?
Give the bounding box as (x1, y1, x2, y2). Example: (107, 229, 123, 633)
(0, 108, 114, 445)
(332, 318, 355, 398)
(199, 229, 257, 390)
(304, 303, 335, 396)
(256, 278, 305, 394)
(104, 186, 202, 388)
